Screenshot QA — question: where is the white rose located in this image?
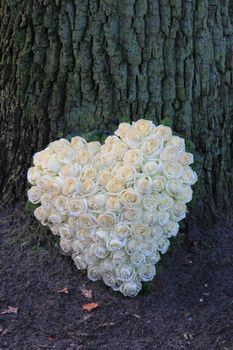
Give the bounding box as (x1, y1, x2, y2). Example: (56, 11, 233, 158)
(56, 146, 75, 164)
(151, 225, 164, 239)
(179, 152, 194, 166)
(163, 162, 183, 179)
(142, 194, 160, 211)
(54, 195, 68, 214)
(157, 235, 170, 254)
(150, 250, 161, 264)
(112, 141, 127, 158)
(116, 265, 136, 282)
(88, 194, 106, 211)
(134, 174, 152, 194)
(106, 177, 124, 193)
(80, 166, 97, 181)
(178, 185, 193, 203)
(166, 180, 182, 198)
(152, 176, 166, 192)
(59, 224, 74, 240)
(142, 211, 157, 226)
(36, 175, 53, 192)
(87, 265, 102, 281)
(97, 169, 112, 187)
(97, 212, 117, 229)
(160, 145, 182, 163)
(75, 149, 92, 166)
(122, 208, 141, 223)
(91, 243, 109, 259)
(70, 136, 87, 150)
(119, 280, 142, 297)
(87, 141, 101, 154)
(34, 206, 49, 225)
(158, 194, 174, 211)
(134, 119, 154, 136)
(77, 213, 97, 229)
(123, 149, 143, 169)
(120, 189, 141, 207)
(124, 126, 142, 148)
(157, 211, 170, 226)
(60, 238, 72, 253)
(101, 258, 115, 273)
(142, 160, 162, 176)
(27, 186, 41, 204)
(44, 154, 62, 173)
(132, 223, 151, 237)
(153, 125, 172, 141)
(114, 122, 131, 139)
(91, 228, 108, 243)
(99, 152, 116, 169)
(102, 272, 117, 288)
(47, 177, 64, 196)
(40, 193, 54, 210)
(33, 149, 52, 168)
(59, 163, 80, 177)
(106, 196, 122, 212)
(125, 238, 142, 255)
(67, 217, 77, 231)
(164, 221, 179, 237)
(141, 238, 156, 256)
(67, 198, 87, 216)
(142, 136, 163, 159)
(138, 264, 156, 282)
(80, 179, 97, 196)
(27, 166, 42, 185)
(73, 254, 88, 269)
(171, 201, 187, 221)
(62, 177, 81, 196)
(182, 168, 198, 185)
(112, 250, 128, 266)
(48, 139, 70, 153)
(130, 252, 146, 267)
(168, 136, 185, 151)
(114, 223, 131, 239)
(106, 235, 125, 252)
(116, 165, 136, 184)
(49, 209, 66, 225)
(72, 240, 88, 254)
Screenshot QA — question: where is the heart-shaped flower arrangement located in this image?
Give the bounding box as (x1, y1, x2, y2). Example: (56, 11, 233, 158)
(27, 120, 197, 297)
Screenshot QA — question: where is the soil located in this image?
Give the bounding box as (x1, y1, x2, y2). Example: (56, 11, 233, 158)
(0, 205, 233, 350)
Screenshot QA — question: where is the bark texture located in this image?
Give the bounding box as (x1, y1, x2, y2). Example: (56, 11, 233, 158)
(0, 0, 233, 222)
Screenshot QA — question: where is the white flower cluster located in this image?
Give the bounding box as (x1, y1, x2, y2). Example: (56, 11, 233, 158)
(27, 120, 197, 297)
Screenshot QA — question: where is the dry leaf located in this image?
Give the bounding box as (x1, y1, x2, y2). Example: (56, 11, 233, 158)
(82, 302, 99, 312)
(56, 287, 69, 294)
(48, 336, 55, 341)
(81, 288, 93, 299)
(1, 306, 18, 315)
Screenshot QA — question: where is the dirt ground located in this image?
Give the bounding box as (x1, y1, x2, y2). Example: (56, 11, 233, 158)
(0, 205, 233, 350)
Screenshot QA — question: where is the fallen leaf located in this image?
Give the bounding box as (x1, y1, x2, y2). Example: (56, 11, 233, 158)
(81, 288, 93, 299)
(48, 336, 55, 341)
(1, 306, 18, 314)
(56, 287, 69, 294)
(82, 302, 99, 312)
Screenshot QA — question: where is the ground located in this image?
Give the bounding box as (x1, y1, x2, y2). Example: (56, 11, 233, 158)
(0, 205, 233, 350)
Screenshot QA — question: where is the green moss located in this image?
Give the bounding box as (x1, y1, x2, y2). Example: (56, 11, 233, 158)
(25, 201, 39, 216)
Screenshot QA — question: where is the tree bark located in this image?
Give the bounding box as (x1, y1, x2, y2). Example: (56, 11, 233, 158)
(0, 0, 232, 223)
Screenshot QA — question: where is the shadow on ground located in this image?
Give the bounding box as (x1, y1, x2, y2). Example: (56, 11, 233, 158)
(0, 206, 233, 350)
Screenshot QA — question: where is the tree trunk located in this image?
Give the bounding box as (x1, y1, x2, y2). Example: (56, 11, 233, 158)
(0, 0, 232, 224)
